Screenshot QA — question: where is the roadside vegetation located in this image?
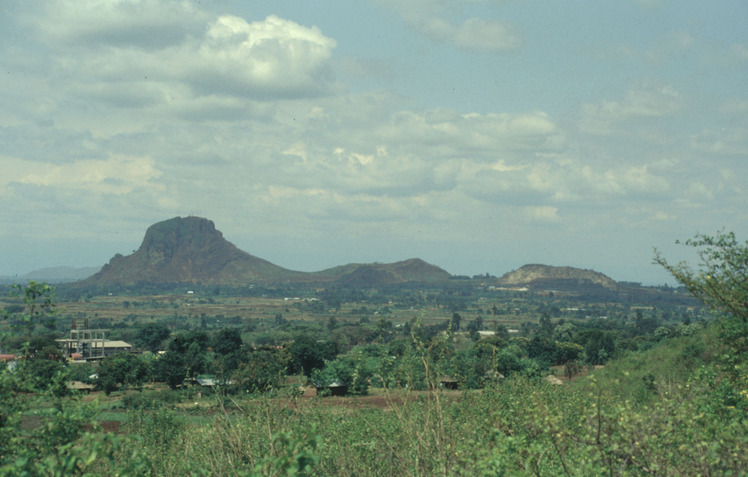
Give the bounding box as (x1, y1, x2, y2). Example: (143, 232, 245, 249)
(1, 232, 746, 475)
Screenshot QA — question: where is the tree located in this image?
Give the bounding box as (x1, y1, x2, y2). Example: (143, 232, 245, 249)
(289, 335, 326, 377)
(154, 351, 187, 389)
(134, 323, 171, 352)
(654, 231, 748, 322)
(184, 341, 207, 378)
(8, 281, 56, 354)
(555, 341, 583, 364)
(311, 351, 374, 395)
(231, 349, 287, 393)
(168, 330, 209, 354)
(213, 328, 243, 356)
(450, 313, 462, 332)
(538, 313, 554, 339)
(583, 331, 616, 365)
(17, 358, 67, 395)
(655, 231, 748, 357)
(97, 353, 150, 395)
(551, 323, 575, 342)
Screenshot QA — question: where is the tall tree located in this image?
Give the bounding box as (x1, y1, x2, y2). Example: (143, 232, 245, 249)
(654, 231, 748, 322)
(213, 328, 243, 356)
(655, 231, 748, 379)
(97, 353, 150, 395)
(134, 323, 171, 352)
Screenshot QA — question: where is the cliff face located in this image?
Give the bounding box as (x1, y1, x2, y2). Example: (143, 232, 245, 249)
(84, 217, 297, 285)
(497, 264, 619, 290)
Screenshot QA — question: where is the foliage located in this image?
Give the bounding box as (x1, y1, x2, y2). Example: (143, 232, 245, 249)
(655, 230, 748, 384)
(153, 351, 187, 389)
(311, 350, 375, 395)
(134, 322, 170, 352)
(16, 357, 68, 395)
(213, 327, 243, 356)
(231, 348, 287, 393)
(96, 352, 151, 395)
(654, 230, 748, 322)
(583, 330, 616, 365)
(6, 281, 56, 354)
(288, 335, 335, 377)
(4, 241, 746, 476)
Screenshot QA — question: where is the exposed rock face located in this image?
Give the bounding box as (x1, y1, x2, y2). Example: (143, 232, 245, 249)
(497, 264, 619, 290)
(83, 216, 299, 285)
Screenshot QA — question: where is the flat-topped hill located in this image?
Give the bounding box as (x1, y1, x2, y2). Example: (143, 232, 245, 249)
(79, 217, 451, 287)
(497, 264, 619, 290)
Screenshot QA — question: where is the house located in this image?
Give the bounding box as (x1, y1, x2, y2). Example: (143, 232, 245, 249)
(313, 379, 348, 396)
(326, 380, 348, 396)
(56, 319, 132, 361)
(440, 376, 460, 390)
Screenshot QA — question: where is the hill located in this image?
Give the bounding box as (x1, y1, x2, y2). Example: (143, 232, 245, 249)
(77, 217, 451, 287)
(497, 264, 620, 291)
(79, 216, 307, 286)
(333, 259, 451, 287)
(22, 266, 102, 283)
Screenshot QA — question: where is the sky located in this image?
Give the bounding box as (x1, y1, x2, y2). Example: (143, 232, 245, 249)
(1, 0, 746, 285)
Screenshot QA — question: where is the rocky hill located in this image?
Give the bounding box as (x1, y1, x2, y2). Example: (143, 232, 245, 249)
(333, 259, 451, 287)
(497, 264, 619, 291)
(78, 217, 451, 287)
(80, 217, 308, 286)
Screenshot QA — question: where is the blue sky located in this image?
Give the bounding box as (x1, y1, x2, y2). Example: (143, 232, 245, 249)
(1, 0, 746, 284)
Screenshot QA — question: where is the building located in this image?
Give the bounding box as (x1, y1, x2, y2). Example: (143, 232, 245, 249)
(56, 318, 132, 361)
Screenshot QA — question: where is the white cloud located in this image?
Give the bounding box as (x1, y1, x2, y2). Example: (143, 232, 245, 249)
(523, 206, 559, 223)
(688, 182, 713, 200)
(186, 15, 337, 98)
(580, 85, 683, 135)
(32, 0, 208, 48)
(690, 127, 748, 155)
(1, 0, 746, 283)
(4, 155, 162, 195)
(28, 3, 337, 110)
(377, 0, 520, 51)
(421, 16, 520, 51)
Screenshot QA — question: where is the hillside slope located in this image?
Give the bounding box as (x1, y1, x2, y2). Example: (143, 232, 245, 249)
(497, 264, 619, 290)
(78, 217, 452, 287)
(81, 217, 306, 286)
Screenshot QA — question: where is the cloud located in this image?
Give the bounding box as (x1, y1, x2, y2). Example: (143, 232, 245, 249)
(420, 16, 520, 51)
(690, 127, 748, 156)
(523, 206, 559, 223)
(377, 0, 520, 51)
(185, 15, 337, 98)
(3, 154, 162, 195)
(27, 2, 337, 108)
(31, 0, 208, 48)
(580, 84, 682, 135)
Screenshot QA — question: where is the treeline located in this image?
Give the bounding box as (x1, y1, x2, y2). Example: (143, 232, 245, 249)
(2, 299, 706, 400)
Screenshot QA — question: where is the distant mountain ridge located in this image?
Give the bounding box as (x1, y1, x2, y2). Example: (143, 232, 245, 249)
(496, 264, 619, 290)
(78, 216, 451, 287)
(333, 259, 451, 287)
(19, 266, 101, 283)
(69, 216, 624, 290)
